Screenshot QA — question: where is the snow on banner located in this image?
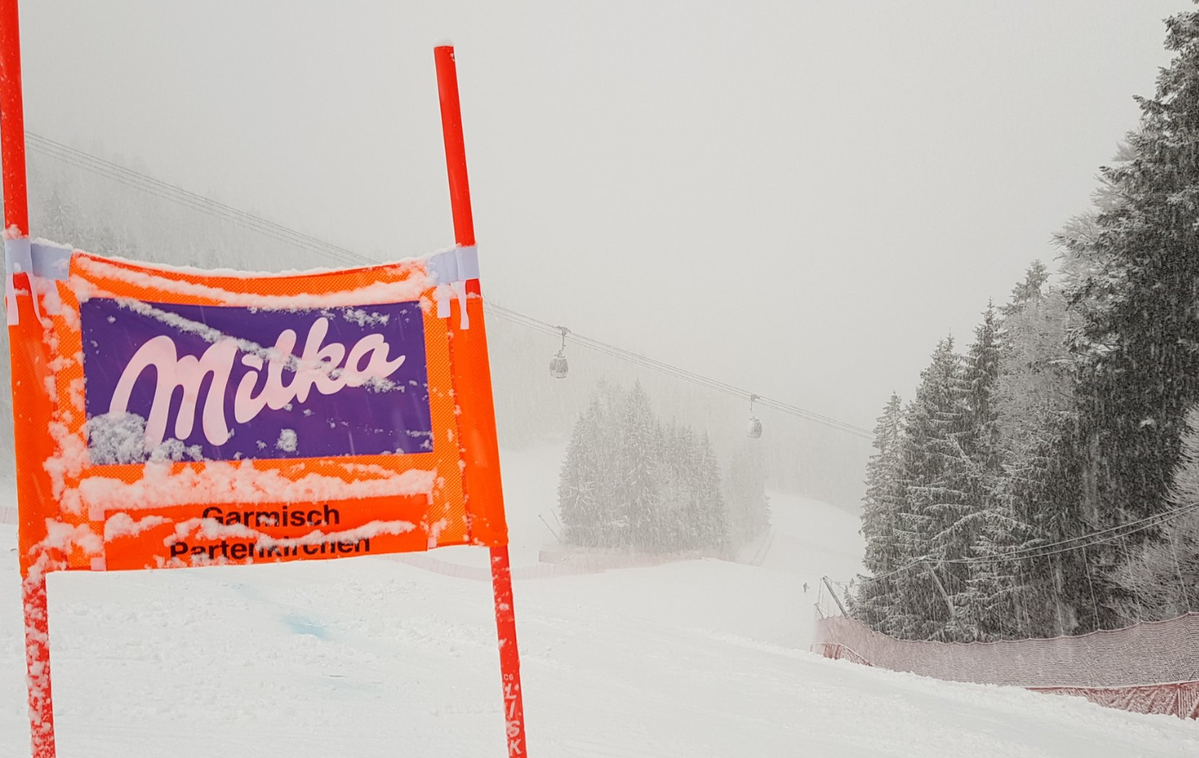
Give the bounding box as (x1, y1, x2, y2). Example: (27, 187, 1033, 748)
(12, 246, 508, 575)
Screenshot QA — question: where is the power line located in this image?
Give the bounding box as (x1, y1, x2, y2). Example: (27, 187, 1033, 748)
(945, 504, 1199, 566)
(24, 131, 873, 440)
(859, 500, 1199, 585)
(485, 301, 873, 438)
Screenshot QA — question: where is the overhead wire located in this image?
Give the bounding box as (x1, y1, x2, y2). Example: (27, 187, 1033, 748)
(24, 130, 873, 440)
(858, 499, 1199, 585)
(942, 502, 1199, 565)
(485, 301, 873, 438)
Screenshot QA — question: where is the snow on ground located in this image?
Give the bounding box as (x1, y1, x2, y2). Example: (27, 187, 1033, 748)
(2, 446, 1198, 756)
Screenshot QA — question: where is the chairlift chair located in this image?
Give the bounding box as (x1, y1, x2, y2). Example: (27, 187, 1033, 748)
(549, 326, 570, 379)
(748, 393, 763, 438)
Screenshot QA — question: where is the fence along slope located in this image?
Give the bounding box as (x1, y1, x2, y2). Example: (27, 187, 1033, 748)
(813, 610, 1199, 718)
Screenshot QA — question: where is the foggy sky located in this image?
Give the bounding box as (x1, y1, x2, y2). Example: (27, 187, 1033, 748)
(16, 0, 1189, 430)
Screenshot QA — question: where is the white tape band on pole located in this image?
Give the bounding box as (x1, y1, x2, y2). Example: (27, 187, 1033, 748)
(4, 236, 31, 325)
(4, 239, 73, 324)
(30, 242, 72, 280)
(454, 245, 479, 280)
(427, 246, 480, 329)
(29, 242, 72, 318)
(426, 245, 479, 284)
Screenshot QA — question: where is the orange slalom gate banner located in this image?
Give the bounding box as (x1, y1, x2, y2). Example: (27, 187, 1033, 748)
(11, 243, 508, 579)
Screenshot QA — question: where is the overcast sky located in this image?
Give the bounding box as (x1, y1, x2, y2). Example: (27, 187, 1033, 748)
(16, 1, 1191, 430)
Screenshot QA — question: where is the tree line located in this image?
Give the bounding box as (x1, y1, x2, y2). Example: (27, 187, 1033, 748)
(852, 9, 1199, 642)
(557, 380, 769, 554)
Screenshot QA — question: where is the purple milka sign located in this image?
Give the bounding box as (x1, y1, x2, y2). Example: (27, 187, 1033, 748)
(81, 298, 432, 463)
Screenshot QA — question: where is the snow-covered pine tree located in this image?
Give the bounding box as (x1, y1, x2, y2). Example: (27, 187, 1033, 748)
(654, 420, 691, 553)
(852, 393, 907, 631)
(991, 271, 1096, 637)
(559, 380, 634, 548)
(559, 380, 730, 555)
(696, 433, 728, 553)
(594, 380, 634, 547)
(884, 398, 937, 639)
(667, 422, 699, 552)
(558, 399, 603, 546)
(892, 337, 974, 641)
(951, 305, 1006, 639)
(623, 381, 663, 552)
(1000, 261, 1050, 318)
(1055, 143, 1133, 294)
(963, 305, 1002, 452)
(1063, 8, 1199, 592)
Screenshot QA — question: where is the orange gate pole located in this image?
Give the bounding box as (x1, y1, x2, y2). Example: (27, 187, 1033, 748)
(0, 0, 27, 229)
(434, 45, 529, 757)
(1, 1, 58, 757)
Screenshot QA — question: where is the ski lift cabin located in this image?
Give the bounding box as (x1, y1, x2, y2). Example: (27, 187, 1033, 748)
(748, 416, 763, 439)
(549, 326, 570, 379)
(747, 394, 762, 438)
(549, 353, 569, 379)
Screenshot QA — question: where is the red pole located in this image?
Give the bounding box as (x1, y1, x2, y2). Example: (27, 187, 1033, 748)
(0, 0, 28, 234)
(434, 46, 475, 248)
(434, 45, 528, 758)
(1, 2, 57, 757)
(22, 573, 55, 757)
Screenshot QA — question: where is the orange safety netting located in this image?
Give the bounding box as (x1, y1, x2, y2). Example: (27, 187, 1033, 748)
(813, 612, 1199, 718)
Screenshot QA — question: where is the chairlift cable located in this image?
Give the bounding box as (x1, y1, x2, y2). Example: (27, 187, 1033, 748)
(485, 301, 872, 438)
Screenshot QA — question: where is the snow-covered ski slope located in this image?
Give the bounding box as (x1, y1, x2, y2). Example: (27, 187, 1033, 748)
(2, 445, 1197, 757)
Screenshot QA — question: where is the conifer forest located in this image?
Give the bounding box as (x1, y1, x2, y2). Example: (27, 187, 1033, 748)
(852, 9, 1199, 642)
